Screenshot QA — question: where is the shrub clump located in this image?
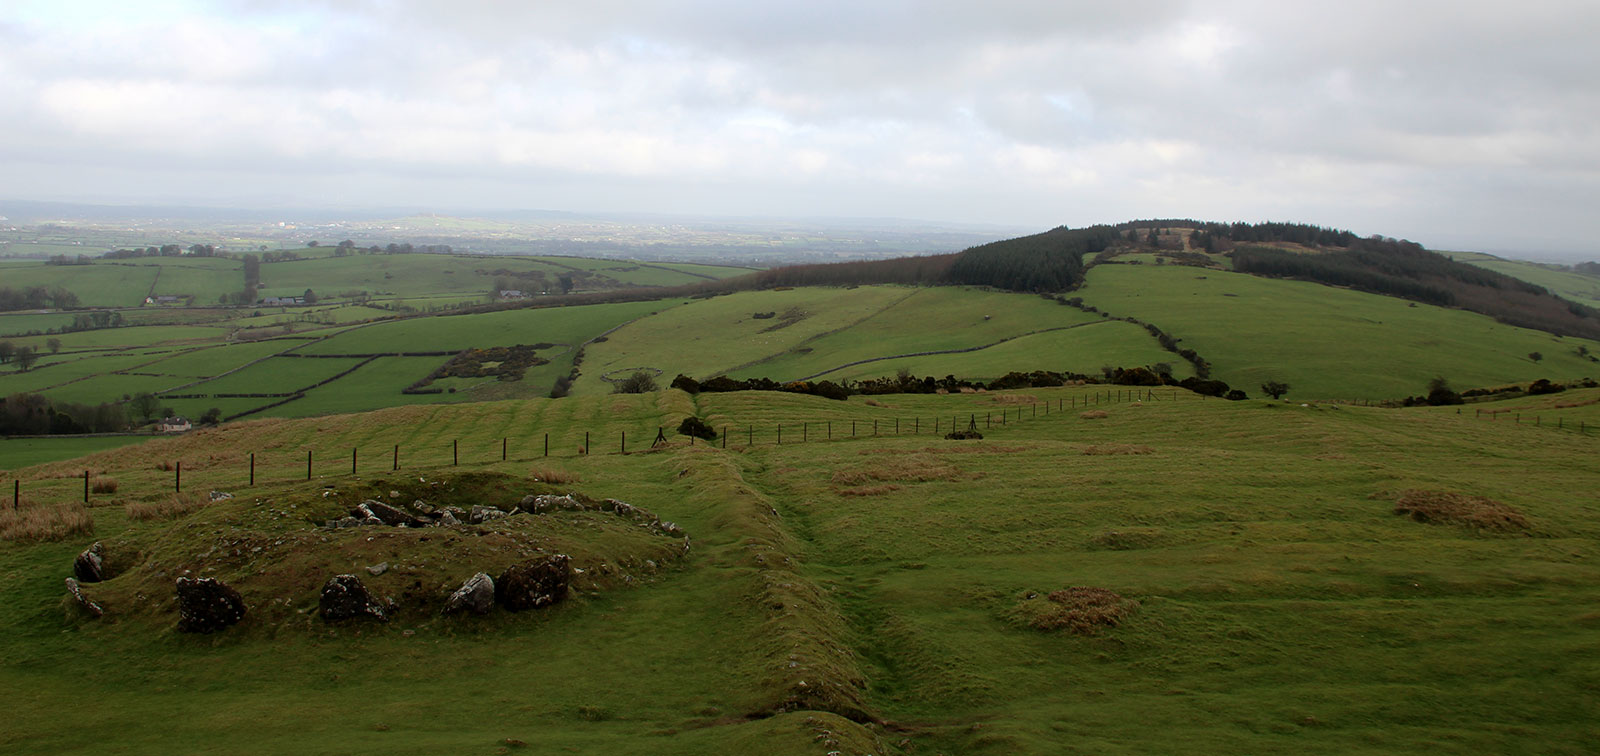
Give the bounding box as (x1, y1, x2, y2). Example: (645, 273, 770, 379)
(676, 416, 717, 440)
(1012, 586, 1139, 634)
(611, 371, 658, 394)
(943, 430, 983, 440)
(1393, 490, 1530, 532)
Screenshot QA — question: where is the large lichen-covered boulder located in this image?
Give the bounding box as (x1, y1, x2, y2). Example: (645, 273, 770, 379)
(175, 577, 246, 633)
(495, 555, 570, 612)
(318, 574, 389, 622)
(73, 542, 105, 583)
(353, 500, 423, 528)
(442, 572, 496, 616)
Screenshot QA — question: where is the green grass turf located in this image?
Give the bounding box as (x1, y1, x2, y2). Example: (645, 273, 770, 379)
(2, 388, 1596, 753)
(1076, 264, 1600, 400)
(175, 356, 368, 396)
(576, 286, 915, 394)
(0, 435, 153, 470)
(821, 319, 1194, 383)
(723, 287, 1128, 381)
(296, 300, 678, 355)
(0, 312, 77, 337)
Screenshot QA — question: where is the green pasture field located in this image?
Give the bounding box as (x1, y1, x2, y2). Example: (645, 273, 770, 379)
(1446, 251, 1600, 308)
(6, 324, 228, 352)
(0, 312, 77, 337)
(264, 356, 466, 418)
(0, 261, 162, 307)
(0, 435, 152, 470)
(575, 286, 915, 394)
(230, 304, 395, 328)
(297, 300, 678, 356)
(37, 373, 188, 406)
(2, 388, 1596, 753)
(0, 351, 179, 396)
(1077, 264, 1600, 400)
(819, 319, 1193, 383)
(253, 254, 745, 302)
(156, 396, 278, 422)
(723, 287, 1105, 381)
(177, 356, 368, 396)
(137, 340, 301, 379)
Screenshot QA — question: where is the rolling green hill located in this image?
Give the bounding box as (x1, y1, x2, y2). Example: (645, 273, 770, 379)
(1446, 251, 1600, 308)
(3, 386, 1597, 753)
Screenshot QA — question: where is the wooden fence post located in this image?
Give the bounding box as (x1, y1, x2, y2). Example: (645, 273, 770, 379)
(176, 461, 182, 493)
(777, 425, 782, 445)
(84, 470, 89, 503)
(307, 450, 312, 481)
(352, 448, 357, 475)
(13, 479, 18, 510)
(393, 444, 399, 470)
(453, 439, 459, 466)
(502, 437, 507, 461)
(250, 452, 255, 486)
(621, 431, 626, 453)
(584, 432, 590, 455)
(544, 434, 549, 457)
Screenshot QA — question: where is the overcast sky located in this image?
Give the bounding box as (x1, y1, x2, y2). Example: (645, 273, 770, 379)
(3, 1, 1597, 258)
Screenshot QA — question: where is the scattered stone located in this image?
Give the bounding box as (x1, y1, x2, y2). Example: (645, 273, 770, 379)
(367, 562, 389, 576)
(521, 494, 582, 514)
(319, 574, 389, 622)
(64, 577, 104, 618)
(208, 490, 234, 502)
(410, 499, 435, 515)
(175, 577, 246, 633)
(73, 542, 105, 583)
(354, 500, 422, 527)
(496, 554, 571, 611)
(469, 505, 508, 524)
(324, 516, 365, 529)
(443, 572, 496, 616)
(439, 510, 462, 527)
(389, 490, 401, 498)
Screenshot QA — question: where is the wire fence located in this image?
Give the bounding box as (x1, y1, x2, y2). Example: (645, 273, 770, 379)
(3, 387, 1594, 510)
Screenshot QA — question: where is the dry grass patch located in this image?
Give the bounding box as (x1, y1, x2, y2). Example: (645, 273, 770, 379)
(528, 467, 581, 485)
(90, 477, 119, 494)
(989, 394, 1037, 404)
(837, 484, 902, 497)
(831, 455, 971, 487)
(0, 501, 94, 543)
(1393, 489, 1530, 532)
(1080, 410, 1109, 419)
(126, 492, 212, 521)
(1081, 444, 1154, 456)
(1012, 587, 1139, 634)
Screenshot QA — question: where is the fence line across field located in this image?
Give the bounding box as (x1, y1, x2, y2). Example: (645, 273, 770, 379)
(5, 388, 1593, 509)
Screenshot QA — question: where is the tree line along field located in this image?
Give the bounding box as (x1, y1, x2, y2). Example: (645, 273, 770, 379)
(1, 386, 1597, 753)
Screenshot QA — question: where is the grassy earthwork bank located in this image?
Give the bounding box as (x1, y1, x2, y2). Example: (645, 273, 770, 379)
(2, 386, 1598, 753)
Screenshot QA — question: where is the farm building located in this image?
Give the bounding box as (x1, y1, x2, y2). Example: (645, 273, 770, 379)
(157, 416, 192, 433)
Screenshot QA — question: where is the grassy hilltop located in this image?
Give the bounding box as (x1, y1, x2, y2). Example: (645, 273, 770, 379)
(2, 386, 1598, 753)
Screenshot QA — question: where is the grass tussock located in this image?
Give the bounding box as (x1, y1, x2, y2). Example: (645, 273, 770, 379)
(154, 461, 176, 472)
(90, 477, 119, 494)
(831, 456, 969, 486)
(989, 394, 1038, 404)
(1082, 444, 1154, 456)
(528, 467, 581, 485)
(1393, 490, 1530, 532)
(837, 484, 902, 497)
(0, 501, 94, 543)
(126, 492, 212, 521)
(1079, 410, 1109, 419)
(1012, 587, 1139, 634)
(861, 398, 888, 408)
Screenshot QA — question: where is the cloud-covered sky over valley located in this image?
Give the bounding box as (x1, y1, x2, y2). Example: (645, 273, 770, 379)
(4, 1, 1597, 256)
